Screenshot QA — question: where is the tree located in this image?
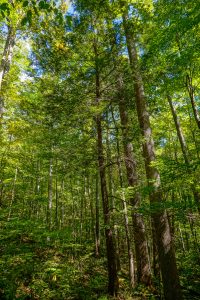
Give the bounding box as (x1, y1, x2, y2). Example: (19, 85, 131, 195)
(120, 1, 182, 299)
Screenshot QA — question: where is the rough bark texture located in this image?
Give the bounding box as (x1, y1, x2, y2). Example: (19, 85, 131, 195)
(47, 158, 53, 229)
(96, 114, 119, 296)
(94, 41, 118, 296)
(186, 74, 200, 130)
(106, 116, 121, 271)
(122, 8, 182, 300)
(122, 191, 135, 288)
(0, 24, 16, 121)
(95, 174, 100, 257)
(167, 95, 189, 165)
(118, 76, 151, 286)
(113, 115, 135, 287)
(167, 95, 200, 213)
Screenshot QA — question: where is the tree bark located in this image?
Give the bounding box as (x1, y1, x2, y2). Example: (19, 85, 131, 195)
(47, 158, 53, 230)
(94, 41, 118, 296)
(117, 75, 151, 286)
(7, 167, 18, 221)
(122, 6, 182, 300)
(96, 114, 119, 296)
(186, 74, 200, 130)
(105, 114, 121, 271)
(55, 159, 59, 229)
(95, 173, 100, 257)
(0, 24, 16, 122)
(167, 95, 189, 165)
(167, 95, 200, 213)
(112, 107, 135, 287)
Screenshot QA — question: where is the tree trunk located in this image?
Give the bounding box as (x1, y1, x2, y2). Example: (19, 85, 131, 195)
(122, 189, 136, 288)
(47, 158, 53, 230)
(167, 95, 200, 213)
(60, 178, 65, 229)
(186, 74, 200, 130)
(0, 24, 16, 122)
(88, 176, 95, 244)
(114, 120, 135, 288)
(94, 40, 119, 296)
(55, 159, 59, 229)
(122, 7, 182, 300)
(167, 95, 189, 164)
(95, 173, 100, 257)
(105, 118, 121, 271)
(7, 167, 18, 221)
(117, 75, 151, 286)
(96, 113, 119, 296)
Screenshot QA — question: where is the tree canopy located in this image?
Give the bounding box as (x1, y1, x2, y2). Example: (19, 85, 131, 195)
(0, 0, 199, 299)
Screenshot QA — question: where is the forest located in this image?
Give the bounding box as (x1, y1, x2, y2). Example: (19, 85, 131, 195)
(0, 0, 199, 299)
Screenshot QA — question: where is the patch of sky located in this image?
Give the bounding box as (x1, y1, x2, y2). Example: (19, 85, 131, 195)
(68, 1, 75, 14)
(0, 23, 8, 35)
(164, 19, 171, 26)
(165, 73, 176, 79)
(128, 5, 140, 19)
(159, 137, 167, 147)
(138, 46, 144, 57)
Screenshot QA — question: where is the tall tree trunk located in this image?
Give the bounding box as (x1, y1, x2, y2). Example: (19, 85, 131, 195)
(0, 24, 16, 122)
(47, 158, 53, 230)
(35, 160, 41, 219)
(95, 173, 100, 257)
(94, 40, 118, 296)
(55, 159, 59, 229)
(7, 167, 18, 221)
(106, 113, 121, 271)
(96, 113, 119, 295)
(167, 95, 189, 164)
(88, 176, 95, 244)
(186, 74, 200, 130)
(121, 7, 182, 300)
(113, 115, 135, 288)
(80, 183, 84, 245)
(117, 76, 151, 286)
(167, 95, 200, 213)
(60, 178, 65, 229)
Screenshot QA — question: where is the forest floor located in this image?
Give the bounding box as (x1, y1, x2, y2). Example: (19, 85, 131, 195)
(0, 216, 199, 300)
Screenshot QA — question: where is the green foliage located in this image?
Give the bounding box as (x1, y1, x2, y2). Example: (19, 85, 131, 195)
(0, 216, 107, 299)
(0, 0, 200, 299)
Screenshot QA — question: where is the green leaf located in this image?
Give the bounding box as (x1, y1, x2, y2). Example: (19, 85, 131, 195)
(44, 3, 50, 10)
(23, 1, 29, 7)
(0, 2, 9, 11)
(21, 17, 28, 26)
(54, 7, 58, 14)
(3, 178, 13, 184)
(56, 12, 63, 25)
(38, 1, 45, 9)
(33, 5, 38, 15)
(66, 15, 72, 27)
(1, 10, 5, 18)
(27, 9, 32, 22)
